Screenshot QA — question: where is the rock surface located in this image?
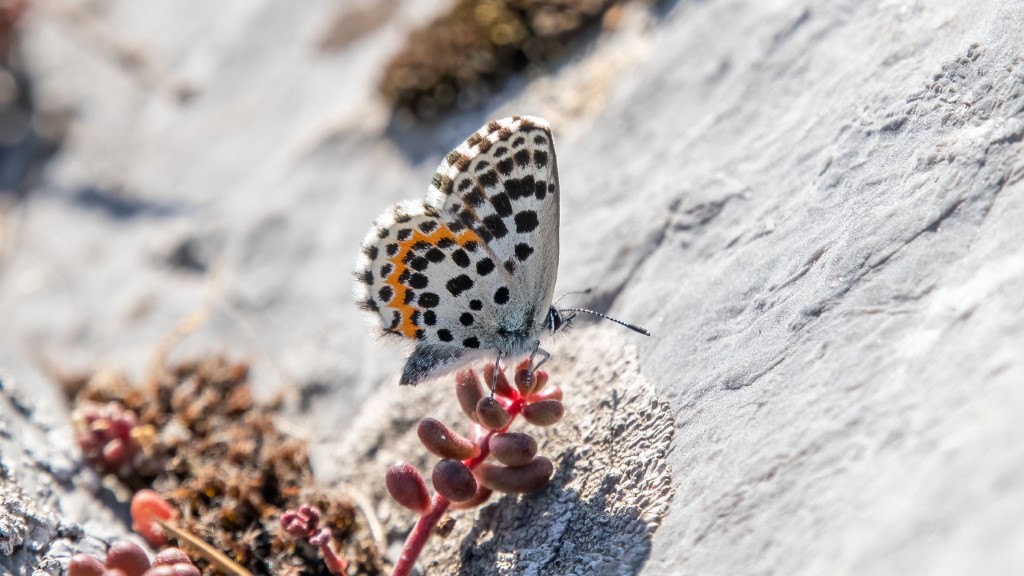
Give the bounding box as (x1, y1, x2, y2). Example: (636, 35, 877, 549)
(328, 328, 674, 576)
(2, 0, 1023, 575)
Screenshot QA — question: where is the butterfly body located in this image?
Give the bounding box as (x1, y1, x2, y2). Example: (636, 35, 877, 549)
(354, 116, 561, 385)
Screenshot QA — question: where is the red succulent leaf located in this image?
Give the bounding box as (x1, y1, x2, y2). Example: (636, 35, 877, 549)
(386, 462, 432, 514)
(130, 489, 178, 546)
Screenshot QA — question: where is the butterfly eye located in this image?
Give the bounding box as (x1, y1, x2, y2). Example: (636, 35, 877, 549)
(546, 307, 563, 333)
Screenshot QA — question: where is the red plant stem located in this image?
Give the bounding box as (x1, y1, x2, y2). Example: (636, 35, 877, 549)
(392, 494, 450, 576)
(391, 395, 527, 576)
(317, 538, 348, 575)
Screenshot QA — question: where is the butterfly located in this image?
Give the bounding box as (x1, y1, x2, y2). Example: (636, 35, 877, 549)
(354, 116, 648, 386)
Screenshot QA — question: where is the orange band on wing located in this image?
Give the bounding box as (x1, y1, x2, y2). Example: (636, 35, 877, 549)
(385, 224, 481, 338)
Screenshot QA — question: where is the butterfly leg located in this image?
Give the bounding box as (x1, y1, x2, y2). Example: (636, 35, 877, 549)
(526, 341, 550, 388)
(490, 349, 504, 396)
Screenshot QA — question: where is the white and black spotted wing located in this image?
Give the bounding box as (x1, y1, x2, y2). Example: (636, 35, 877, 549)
(354, 116, 560, 385)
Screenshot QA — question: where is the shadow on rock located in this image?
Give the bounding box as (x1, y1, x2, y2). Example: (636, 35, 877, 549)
(456, 448, 657, 576)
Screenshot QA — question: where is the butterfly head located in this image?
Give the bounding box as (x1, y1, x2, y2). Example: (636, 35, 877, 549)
(544, 306, 572, 335)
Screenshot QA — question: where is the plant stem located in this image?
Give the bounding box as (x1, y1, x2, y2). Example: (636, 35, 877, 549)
(315, 535, 348, 575)
(391, 494, 450, 576)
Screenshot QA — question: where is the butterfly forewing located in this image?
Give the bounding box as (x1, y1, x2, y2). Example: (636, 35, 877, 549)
(428, 116, 560, 324)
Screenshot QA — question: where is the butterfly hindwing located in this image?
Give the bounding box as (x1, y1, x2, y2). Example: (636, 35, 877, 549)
(355, 201, 492, 340)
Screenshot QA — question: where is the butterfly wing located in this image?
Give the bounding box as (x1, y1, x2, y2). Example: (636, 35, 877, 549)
(426, 116, 560, 327)
(354, 116, 560, 385)
(354, 200, 501, 384)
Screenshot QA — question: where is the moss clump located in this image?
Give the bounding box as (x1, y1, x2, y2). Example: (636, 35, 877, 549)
(69, 357, 387, 576)
(378, 0, 619, 121)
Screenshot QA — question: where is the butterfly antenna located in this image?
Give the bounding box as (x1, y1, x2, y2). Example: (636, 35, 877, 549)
(552, 288, 592, 306)
(558, 308, 651, 336)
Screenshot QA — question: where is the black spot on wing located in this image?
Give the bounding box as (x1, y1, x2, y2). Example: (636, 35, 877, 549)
(504, 175, 535, 200)
(535, 179, 547, 200)
(515, 243, 533, 261)
(483, 214, 509, 239)
(419, 292, 440, 308)
(446, 274, 474, 297)
(476, 257, 495, 276)
(465, 187, 485, 206)
(514, 149, 530, 167)
(452, 249, 470, 267)
(533, 150, 548, 168)
(494, 286, 510, 305)
(480, 170, 498, 188)
(490, 192, 513, 217)
(497, 158, 514, 176)
(426, 248, 445, 263)
(514, 210, 539, 233)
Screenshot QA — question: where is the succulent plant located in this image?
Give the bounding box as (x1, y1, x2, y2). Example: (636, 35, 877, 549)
(386, 360, 563, 576)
